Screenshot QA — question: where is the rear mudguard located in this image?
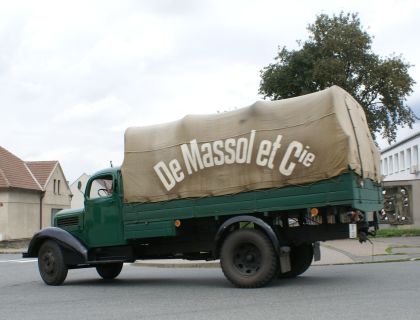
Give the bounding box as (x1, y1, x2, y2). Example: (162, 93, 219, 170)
(214, 215, 281, 257)
(23, 227, 88, 262)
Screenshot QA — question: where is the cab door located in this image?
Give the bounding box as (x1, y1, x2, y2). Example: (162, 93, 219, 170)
(84, 173, 124, 247)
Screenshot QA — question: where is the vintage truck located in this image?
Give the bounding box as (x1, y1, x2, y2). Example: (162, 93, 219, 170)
(24, 86, 382, 288)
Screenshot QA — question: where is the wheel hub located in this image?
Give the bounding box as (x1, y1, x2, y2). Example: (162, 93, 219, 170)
(233, 243, 261, 276)
(42, 251, 55, 274)
(245, 254, 255, 262)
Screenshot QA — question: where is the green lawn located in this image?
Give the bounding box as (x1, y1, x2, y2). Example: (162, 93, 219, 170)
(376, 228, 420, 238)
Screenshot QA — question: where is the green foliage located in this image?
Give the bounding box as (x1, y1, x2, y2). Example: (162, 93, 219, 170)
(259, 12, 416, 142)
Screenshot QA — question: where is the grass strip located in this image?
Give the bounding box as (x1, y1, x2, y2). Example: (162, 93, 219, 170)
(376, 228, 420, 238)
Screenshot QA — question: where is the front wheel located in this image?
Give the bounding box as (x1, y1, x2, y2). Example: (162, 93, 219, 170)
(38, 240, 68, 285)
(96, 263, 123, 279)
(220, 229, 278, 288)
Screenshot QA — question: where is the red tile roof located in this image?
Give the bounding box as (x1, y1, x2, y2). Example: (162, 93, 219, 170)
(26, 161, 58, 189)
(0, 168, 10, 188)
(0, 146, 42, 191)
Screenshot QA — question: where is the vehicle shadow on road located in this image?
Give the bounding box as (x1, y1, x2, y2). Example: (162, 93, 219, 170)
(63, 277, 229, 288)
(60, 269, 364, 289)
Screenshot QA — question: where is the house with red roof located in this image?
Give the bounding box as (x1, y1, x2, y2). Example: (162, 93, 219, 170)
(0, 146, 72, 241)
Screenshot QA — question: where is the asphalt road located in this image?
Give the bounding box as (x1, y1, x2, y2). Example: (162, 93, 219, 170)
(1, 254, 420, 320)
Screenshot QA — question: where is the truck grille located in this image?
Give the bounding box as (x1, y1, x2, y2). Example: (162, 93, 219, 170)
(57, 216, 79, 228)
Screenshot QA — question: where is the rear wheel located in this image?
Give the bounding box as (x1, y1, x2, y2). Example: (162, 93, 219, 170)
(278, 243, 313, 278)
(96, 263, 123, 279)
(220, 229, 278, 288)
(38, 240, 68, 286)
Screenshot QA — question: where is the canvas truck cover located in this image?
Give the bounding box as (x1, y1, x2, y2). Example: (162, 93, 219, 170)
(121, 86, 381, 203)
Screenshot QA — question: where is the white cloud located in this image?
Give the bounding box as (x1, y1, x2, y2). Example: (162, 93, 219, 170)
(1, 0, 419, 182)
(52, 95, 132, 123)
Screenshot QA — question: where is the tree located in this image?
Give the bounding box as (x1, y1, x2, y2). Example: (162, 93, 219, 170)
(259, 12, 416, 142)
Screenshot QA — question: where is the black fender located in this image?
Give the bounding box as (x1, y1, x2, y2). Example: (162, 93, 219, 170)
(214, 215, 280, 258)
(23, 227, 88, 263)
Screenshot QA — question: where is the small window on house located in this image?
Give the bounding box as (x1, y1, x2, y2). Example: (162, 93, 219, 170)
(407, 148, 412, 169)
(413, 145, 418, 167)
(58, 180, 61, 195)
(53, 179, 57, 194)
(394, 154, 399, 173)
(389, 156, 393, 174)
(400, 151, 405, 171)
(384, 158, 388, 175)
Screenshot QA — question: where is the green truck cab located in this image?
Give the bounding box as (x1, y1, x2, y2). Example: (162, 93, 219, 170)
(24, 86, 383, 288)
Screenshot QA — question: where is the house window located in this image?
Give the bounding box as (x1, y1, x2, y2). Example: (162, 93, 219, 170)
(384, 158, 388, 175)
(413, 145, 418, 167)
(53, 179, 57, 194)
(394, 154, 399, 173)
(407, 148, 412, 169)
(389, 156, 393, 174)
(400, 151, 405, 171)
(58, 180, 61, 195)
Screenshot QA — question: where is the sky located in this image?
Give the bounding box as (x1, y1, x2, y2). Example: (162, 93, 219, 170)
(1, 0, 420, 183)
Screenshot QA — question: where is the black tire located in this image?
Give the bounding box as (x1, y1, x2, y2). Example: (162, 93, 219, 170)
(278, 243, 313, 278)
(96, 263, 123, 279)
(220, 229, 278, 288)
(38, 240, 68, 286)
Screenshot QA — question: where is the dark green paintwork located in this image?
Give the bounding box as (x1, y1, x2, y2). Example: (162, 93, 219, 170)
(55, 168, 382, 249)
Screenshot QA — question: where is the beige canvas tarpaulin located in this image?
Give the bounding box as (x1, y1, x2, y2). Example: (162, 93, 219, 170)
(121, 86, 381, 203)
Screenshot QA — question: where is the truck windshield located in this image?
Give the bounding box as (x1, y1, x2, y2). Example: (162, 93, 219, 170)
(88, 175, 114, 199)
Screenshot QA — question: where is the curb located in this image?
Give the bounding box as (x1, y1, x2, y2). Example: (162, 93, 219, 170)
(311, 257, 420, 267)
(0, 250, 25, 254)
(132, 257, 420, 269)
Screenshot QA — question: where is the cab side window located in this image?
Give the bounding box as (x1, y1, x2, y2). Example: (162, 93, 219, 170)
(88, 175, 114, 199)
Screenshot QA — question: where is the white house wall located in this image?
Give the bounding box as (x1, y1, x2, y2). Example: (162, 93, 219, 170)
(381, 135, 420, 181)
(70, 174, 90, 209)
(70, 174, 103, 209)
(380, 133, 420, 227)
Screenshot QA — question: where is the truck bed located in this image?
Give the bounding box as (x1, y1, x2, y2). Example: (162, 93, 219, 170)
(122, 172, 382, 240)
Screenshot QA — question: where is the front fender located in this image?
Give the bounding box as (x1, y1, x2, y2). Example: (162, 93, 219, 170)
(23, 227, 88, 262)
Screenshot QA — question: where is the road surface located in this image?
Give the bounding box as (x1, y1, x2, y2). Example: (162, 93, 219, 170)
(0, 254, 419, 320)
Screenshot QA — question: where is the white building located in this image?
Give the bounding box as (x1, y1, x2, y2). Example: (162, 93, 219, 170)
(380, 132, 420, 227)
(70, 173, 105, 209)
(70, 173, 90, 209)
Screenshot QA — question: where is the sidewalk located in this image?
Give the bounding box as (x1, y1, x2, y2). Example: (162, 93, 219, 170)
(135, 236, 420, 268)
(315, 236, 420, 265)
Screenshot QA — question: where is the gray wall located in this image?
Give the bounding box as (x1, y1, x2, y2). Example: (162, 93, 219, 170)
(0, 190, 41, 240)
(383, 180, 420, 228)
